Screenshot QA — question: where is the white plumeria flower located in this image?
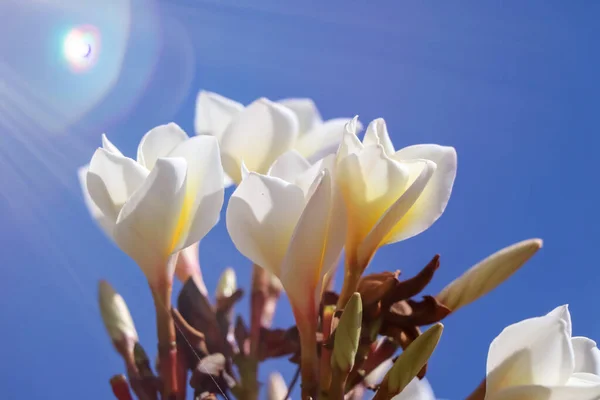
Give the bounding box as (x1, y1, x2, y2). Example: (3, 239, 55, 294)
(485, 305, 600, 400)
(226, 149, 346, 333)
(194, 91, 358, 186)
(79, 124, 225, 287)
(336, 117, 457, 270)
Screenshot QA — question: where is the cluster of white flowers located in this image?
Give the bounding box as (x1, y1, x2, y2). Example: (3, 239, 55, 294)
(81, 91, 600, 400)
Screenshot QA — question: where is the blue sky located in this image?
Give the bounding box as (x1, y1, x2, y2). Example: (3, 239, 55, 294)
(1, 1, 599, 399)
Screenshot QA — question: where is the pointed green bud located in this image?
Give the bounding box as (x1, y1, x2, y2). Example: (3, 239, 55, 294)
(383, 323, 443, 396)
(437, 239, 542, 312)
(216, 267, 237, 299)
(331, 292, 362, 373)
(98, 280, 138, 345)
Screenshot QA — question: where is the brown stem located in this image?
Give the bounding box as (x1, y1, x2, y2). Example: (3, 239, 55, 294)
(328, 366, 346, 400)
(152, 282, 179, 398)
(319, 306, 335, 394)
(297, 317, 318, 400)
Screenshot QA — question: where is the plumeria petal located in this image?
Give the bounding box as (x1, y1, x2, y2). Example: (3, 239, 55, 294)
(363, 118, 395, 155)
(391, 378, 436, 400)
(87, 148, 149, 221)
(572, 337, 600, 375)
(226, 173, 305, 276)
(78, 165, 115, 237)
(336, 145, 411, 262)
(486, 306, 575, 393)
(358, 159, 436, 266)
(113, 157, 188, 284)
(267, 150, 311, 183)
(337, 119, 364, 160)
(136, 123, 189, 170)
(101, 134, 123, 155)
(195, 90, 243, 138)
(389, 144, 457, 237)
(281, 170, 345, 315)
(166, 135, 225, 251)
(278, 98, 323, 134)
(488, 384, 600, 400)
(295, 118, 359, 162)
(220, 98, 299, 183)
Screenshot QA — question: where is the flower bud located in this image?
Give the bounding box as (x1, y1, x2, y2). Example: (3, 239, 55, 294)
(380, 323, 443, 397)
(267, 372, 288, 400)
(216, 267, 237, 300)
(98, 280, 138, 346)
(332, 292, 362, 373)
(437, 239, 542, 312)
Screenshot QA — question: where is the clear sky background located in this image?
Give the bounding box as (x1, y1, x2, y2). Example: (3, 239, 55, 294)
(1, 1, 599, 399)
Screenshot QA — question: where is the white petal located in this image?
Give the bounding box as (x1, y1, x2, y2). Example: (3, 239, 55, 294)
(78, 165, 115, 237)
(387, 144, 457, 240)
(101, 134, 123, 155)
(278, 98, 323, 134)
(364, 358, 393, 386)
(391, 378, 436, 400)
(166, 135, 225, 250)
(489, 384, 600, 400)
(357, 159, 436, 267)
(220, 98, 299, 183)
(87, 148, 149, 219)
(336, 146, 411, 262)
(568, 373, 600, 386)
(113, 157, 188, 283)
(573, 337, 600, 375)
(226, 173, 305, 276)
(194, 90, 243, 138)
(295, 118, 360, 162)
(137, 123, 189, 170)
(548, 305, 573, 338)
(336, 121, 364, 160)
(267, 150, 311, 183)
(281, 170, 345, 315)
(363, 118, 395, 155)
(295, 154, 336, 196)
(486, 308, 575, 393)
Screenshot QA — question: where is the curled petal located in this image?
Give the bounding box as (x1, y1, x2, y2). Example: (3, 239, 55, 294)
(101, 134, 123, 155)
(357, 159, 436, 267)
(113, 157, 188, 283)
(226, 173, 305, 276)
(281, 170, 344, 317)
(572, 337, 600, 375)
(267, 150, 311, 183)
(278, 98, 322, 133)
(220, 98, 299, 183)
(363, 118, 395, 155)
(87, 148, 149, 222)
(166, 135, 225, 251)
(488, 384, 600, 400)
(486, 306, 574, 393)
(195, 90, 243, 138)
(337, 145, 412, 262)
(137, 123, 189, 170)
(296, 118, 360, 162)
(78, 165, 115, 237)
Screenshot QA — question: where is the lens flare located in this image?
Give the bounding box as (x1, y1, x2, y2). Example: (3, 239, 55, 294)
(63, 25, 100, 73)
